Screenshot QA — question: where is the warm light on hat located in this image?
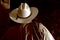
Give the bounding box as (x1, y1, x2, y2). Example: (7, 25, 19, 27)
(9, 3, 38, 23)
(18, 3, 31, 18)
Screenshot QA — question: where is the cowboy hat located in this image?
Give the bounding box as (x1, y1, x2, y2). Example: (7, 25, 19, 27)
(9, 3, 38, 23)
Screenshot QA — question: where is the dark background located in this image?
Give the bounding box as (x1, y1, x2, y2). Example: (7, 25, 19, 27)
(0, 0, 60, 40)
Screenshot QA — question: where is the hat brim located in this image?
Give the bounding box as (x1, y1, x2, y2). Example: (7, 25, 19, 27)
(9, 7, 38, 23)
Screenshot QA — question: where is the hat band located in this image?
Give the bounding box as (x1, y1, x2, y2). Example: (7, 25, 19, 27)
(16, 13, 32, 19)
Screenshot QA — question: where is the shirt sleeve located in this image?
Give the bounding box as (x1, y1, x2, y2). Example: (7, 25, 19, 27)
(38, 23, 55, 40)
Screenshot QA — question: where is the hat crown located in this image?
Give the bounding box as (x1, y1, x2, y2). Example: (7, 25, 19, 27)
(18, 3, 31, 18)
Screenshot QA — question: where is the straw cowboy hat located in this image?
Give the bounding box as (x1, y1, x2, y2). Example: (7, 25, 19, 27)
(9, 3, 38, 23)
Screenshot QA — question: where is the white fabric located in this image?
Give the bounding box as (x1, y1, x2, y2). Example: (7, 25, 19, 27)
(39, 23, 55, 40)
